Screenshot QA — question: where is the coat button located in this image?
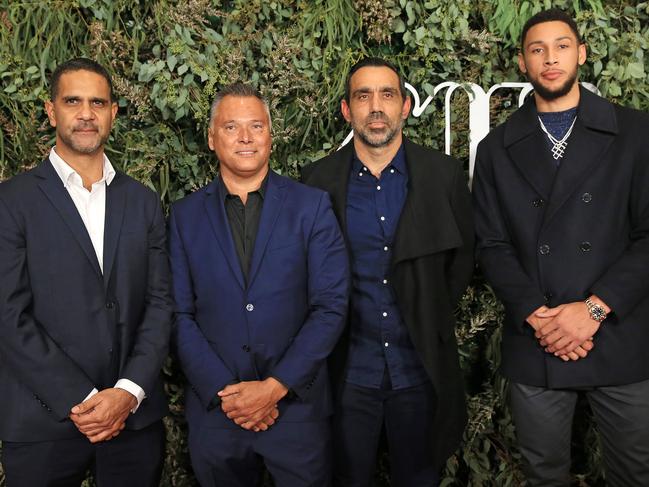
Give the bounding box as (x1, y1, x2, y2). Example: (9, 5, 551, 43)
(532, 198, 545, 207)
(581, 192, 592, 203)
(105, 301, 114, 309)
(246, 303, 254, 312)
(580, 241, 592, 252)
(242, 345, 250, 352)
(539, 244, 550, 255)
(544, 292, 553, 302)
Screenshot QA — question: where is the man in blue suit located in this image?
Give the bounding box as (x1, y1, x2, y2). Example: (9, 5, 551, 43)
(169, 82, 349, 486)
(0, 58, 171, 486)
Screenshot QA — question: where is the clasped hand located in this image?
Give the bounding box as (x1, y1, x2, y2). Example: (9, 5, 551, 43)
(69, 388, 137, 443)
(527, 302, 601, 361)
(218, 377, 288, 432)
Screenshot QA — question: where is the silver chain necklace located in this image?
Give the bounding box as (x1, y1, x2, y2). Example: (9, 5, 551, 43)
(538, 116, 577, 160)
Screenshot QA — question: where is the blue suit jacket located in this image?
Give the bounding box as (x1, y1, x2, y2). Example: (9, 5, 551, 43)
(169, 170, 349, 428)
(0, 159, 172, 441)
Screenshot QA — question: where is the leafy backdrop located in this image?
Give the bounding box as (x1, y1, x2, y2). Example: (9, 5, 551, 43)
(1, 0, 647, 485)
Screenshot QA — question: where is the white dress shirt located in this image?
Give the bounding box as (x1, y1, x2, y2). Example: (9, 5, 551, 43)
(49, 148, 145, 412)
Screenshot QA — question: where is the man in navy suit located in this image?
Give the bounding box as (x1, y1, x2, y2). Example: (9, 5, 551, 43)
(0, 58, 171, 486)
(169, 82, 349, 486)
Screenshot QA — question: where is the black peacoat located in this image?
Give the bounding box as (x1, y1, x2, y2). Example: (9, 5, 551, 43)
(473, 86, 649, 389)
(302, 137, 474, 470)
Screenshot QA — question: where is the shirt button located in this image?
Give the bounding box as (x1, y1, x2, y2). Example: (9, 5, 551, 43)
(383, 246, 389, 252)
(384, 342, 389, 347)
(246, 303, 254, 312)
(539, 244, 550, 255)
(380, 216, 385, 221)
(532, 198, 545, 207)
(382, 312, 388, 317)
(363, 167, 368, 172)
(358, 172, 363, 177)
(582, 192, 593, 203)
(382, 279, 388, 284)
(390, 169, 395, 174)
(376, 185, 381, 191)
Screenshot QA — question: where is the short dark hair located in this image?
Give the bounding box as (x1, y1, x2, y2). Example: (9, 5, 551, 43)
(209, 81, 271, 125)
(344, 57, 407, 102)
(49, 57, 115, 101)
(521, 8, 582, 49)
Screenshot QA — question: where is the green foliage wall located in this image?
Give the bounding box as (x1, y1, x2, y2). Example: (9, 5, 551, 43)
(1, 1, 647, 485)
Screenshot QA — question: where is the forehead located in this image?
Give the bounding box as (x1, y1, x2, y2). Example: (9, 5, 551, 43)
(55, 70, 111, 98)
(213, 95, 269, 123)
(524, 20, 578, 46)
(349, 66, 400, 91)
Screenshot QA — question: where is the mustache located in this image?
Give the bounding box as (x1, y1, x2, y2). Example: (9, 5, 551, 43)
(72, 122, 98, 131)
(365, 112, 388, 123)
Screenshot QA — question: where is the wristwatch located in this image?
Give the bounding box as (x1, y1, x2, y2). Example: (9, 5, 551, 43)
(585, 297, 607, 323)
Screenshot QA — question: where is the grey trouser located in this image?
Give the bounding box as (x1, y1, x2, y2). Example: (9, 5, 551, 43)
(509, 379, 649, 487)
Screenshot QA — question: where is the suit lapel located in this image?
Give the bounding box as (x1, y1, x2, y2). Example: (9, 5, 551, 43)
(36, 159, 102, 277)
(102, 174, 126, 289)
(247, 171, 287, 289)
(319, 145, 353, 237)
(204, 177, 246, 289)
(505, 100, 556, 199)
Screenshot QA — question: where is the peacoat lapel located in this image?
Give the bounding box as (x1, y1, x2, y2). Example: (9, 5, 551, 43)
(246, 170, 288, 289)
(203, 176, 246, 289)
(102, 172, 126, 290)
(541, 87, 618, 226)
(36, 159, 103, 278)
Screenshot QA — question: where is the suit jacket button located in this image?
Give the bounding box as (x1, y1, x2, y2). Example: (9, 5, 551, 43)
(581, 192, 593, 203)
(242, 345, 250, 352)
(245, 303, 254, 312)
(580, 241, 592, 252)
(539, 244, 550, 255)
(106, 301, 115, 309)
(532, 198, 545, 207)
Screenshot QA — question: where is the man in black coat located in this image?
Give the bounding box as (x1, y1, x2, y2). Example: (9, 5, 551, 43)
(302, 57, 474, 487)
(0, 58, 171, 486)
(473, 9, 649, 486)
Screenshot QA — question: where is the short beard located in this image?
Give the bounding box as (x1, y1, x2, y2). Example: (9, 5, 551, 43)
(58, 129, 108, 155)
(528, 69, 578, 102)
(353, 115, 403, 148)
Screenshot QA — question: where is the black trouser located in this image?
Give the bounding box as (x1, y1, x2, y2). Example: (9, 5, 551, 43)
(509, 379, 649, 487)
(333, 374, 439, 487)
(1, 420, 165, 487)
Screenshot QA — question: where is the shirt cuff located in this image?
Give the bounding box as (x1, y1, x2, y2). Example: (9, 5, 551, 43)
(115, 379, 146, 413)
(84, 388, 99, 402)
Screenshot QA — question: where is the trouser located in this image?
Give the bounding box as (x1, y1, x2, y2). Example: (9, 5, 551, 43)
(1, 420, 164, 487)
(509, 379, 649, 487)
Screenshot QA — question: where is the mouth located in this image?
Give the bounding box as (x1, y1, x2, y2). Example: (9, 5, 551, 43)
(541, 70, 563, 81)
(236, 150, 257, 156)
(366, 121, 388, 129)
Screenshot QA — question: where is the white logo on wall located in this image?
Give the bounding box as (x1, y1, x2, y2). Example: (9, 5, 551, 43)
(340, 82, 599, 180)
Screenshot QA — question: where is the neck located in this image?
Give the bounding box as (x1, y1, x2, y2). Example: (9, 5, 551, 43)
(221, 165, 269, 205)
(55, 144, 105, 191)
(535, 82, 580, 113)
(352, 132, 403, 177)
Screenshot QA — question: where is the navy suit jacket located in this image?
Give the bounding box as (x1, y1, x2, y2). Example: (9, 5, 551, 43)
(0, 158, 172, 441)
(169, 170, 349, 429)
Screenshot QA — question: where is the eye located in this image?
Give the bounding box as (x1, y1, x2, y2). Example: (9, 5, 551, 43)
(65, 98, 79, 105)
(558, 44, 569, 49)
(383, 92, 394, 99)
(358, 94, 369, 100)
(224, 124, 236, 131)
(92, 100, 106, 107)
(532, 47, 543, 54)
(252, 123, 263, 130)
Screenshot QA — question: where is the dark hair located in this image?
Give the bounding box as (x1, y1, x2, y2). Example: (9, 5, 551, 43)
(521, 8, 582, 49)
(344, 57, 407, 102)
(209, 81, 271, 124)
(50, 57, 115, 101)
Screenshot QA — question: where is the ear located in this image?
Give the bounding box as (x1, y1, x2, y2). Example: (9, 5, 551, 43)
(518, 52, 527, 74)
(207, 127, 215, 151)
(401, 96, 412, 120)
(578, 43, 587, 66)
(45, 100, 56, 128)
(110, 101, 118, 124)
(341, 99, 352, 123)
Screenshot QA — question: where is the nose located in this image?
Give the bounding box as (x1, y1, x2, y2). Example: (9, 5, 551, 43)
(78, 101, 95, 120)
(544, 48, 558, 66)
(369, 92, 382, 112)
(239, 126, 252, 143)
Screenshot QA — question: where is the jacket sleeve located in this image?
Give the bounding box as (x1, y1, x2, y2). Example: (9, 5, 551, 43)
(0, 194, 95, 420)
(472, 144, 547, 330)
(119, 192, 172, 397)
(270, 192, 350, 399)
(168, 206, 237, 409)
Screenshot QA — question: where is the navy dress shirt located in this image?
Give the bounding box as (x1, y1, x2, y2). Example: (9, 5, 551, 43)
(345, 145, 429, 390)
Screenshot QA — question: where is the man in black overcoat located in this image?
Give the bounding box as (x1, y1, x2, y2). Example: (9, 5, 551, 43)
(302, 57, 474, 487)
(473, 9, 649, 486)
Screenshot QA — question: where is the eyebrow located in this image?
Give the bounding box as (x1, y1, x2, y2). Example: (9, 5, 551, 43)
(61, 95, 109, 103)
(526, 36, 574, 48)
(352, 86, 399, 95)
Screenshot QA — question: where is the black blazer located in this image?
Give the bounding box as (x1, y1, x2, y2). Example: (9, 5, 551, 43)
(473, 87, 649, 388)
(0, 159, 172, 441)
(302, 137, 474, 470)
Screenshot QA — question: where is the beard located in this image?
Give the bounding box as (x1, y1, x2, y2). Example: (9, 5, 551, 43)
(527, 65, 579, 102)
(58, 123, 108, 155)
(352, 111, 403, 148)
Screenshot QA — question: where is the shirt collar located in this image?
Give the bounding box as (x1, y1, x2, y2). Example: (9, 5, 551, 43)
(49, 147, 116, 189)
(219, 171, 269, 202)
(352, 144, 407, 177)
